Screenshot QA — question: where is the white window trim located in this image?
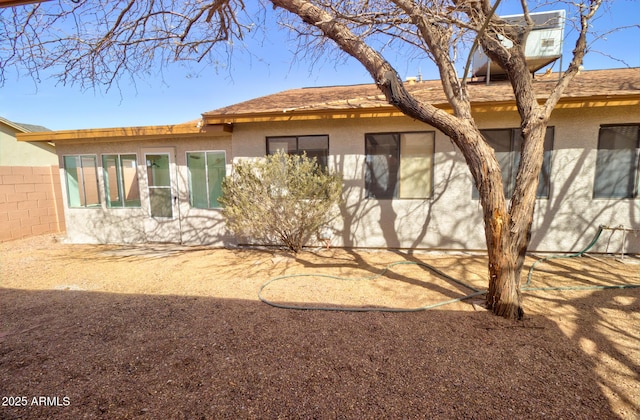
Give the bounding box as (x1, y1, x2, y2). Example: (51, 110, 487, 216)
(62, 154, 101, 209)
(101, 152, 141, 209)
(185, 150, 228, 209)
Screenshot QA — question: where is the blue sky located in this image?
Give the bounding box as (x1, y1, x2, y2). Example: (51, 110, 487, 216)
(1, 1, 638, 131)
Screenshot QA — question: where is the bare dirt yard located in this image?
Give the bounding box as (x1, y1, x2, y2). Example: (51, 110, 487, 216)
(1, 234, 639, 419)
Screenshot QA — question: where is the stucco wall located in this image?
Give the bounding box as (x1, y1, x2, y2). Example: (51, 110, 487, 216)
(53, 103, 639, 253)
(529, 106, 639, 254)
(231, 104, 640, 253)
(0, 124, 58, 167)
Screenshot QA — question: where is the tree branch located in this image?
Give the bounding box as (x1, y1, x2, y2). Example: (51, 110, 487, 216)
(271, 0, 459, 133)
(542, 0, 603, 117)
(461, 0, 502, 86)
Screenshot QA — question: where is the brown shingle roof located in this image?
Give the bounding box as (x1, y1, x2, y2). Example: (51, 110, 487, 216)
(17, 68, 639, 144)
(203, 68, 639, 122)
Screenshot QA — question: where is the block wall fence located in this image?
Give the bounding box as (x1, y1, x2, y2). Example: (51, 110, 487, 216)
(0, 165, 65, 242)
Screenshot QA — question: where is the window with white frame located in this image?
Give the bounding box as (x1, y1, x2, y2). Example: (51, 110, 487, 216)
(593, 124, 640, 198)
(102, 154, 141, 208)
(472, 127, 554, 199)
(365, 131, 434, 199)
(63, 155, 100, 208)
(267, 135, 329, 168)
(187, 151, 226, 208)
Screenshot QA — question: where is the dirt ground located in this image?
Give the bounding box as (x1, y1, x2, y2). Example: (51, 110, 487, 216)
(1, 234, 639, 419)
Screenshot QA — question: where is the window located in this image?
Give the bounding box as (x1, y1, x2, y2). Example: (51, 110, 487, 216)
(472, 127, 554, 199)
(187, 151, 226, 208)
(594, 124, 640, 198)
(267, 135, 329, 168)
(365, 131, 434, 199)
(102, 154, 141, 208)
(63, 155, 100, 208)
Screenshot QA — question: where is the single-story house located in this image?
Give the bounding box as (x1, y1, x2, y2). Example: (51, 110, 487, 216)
(1, 117, 65, 242)
(18, 68, 640, 253)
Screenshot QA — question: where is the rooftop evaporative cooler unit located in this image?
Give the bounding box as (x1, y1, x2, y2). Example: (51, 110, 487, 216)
(472, 9, 566, 79)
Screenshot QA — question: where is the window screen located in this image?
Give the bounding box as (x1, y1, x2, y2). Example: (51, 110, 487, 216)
(594, 125, 640, 198)
(365, 131, 434, 199)
(472, 127, 554, 199)
(399, 133, 434, 198)
(267, 135, 329, 168)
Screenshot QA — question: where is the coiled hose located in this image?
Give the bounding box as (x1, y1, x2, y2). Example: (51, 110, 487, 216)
(260, 229, 640, 312)
(259, 260, 485, 312)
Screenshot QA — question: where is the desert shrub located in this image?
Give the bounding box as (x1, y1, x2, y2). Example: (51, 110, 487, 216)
(220, 152, 342, 252)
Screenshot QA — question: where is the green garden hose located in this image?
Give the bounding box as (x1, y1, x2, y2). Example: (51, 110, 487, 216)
(258, 260, 485, 312)
(259, 239, 640, 312)
(525, 225, 605, 286)
(523, 284, 640, 292)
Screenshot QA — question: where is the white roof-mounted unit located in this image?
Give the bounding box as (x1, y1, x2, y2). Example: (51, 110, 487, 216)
(472, 9, 566, 79)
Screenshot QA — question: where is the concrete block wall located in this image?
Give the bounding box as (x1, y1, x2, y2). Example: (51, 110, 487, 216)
(0, 165, 65, 242)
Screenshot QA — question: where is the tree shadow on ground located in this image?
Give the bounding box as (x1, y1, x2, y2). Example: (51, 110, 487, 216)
(1, 285, 634, 419)
(286, 248, 486, 306)
(524, 287, 639, 419)
(2, 237, 638, 418)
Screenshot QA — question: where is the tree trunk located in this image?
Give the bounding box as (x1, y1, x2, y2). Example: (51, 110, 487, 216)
(270, 0, 554, 320)
(451, 117, 550, 320)
(486, 234, 524, 319)
(484, 119, 549, 320)
(477, 155, 525, 320)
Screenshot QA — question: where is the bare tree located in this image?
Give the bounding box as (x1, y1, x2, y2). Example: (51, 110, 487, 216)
(1, 0, 616, 319)
(0, 1, 256, 88)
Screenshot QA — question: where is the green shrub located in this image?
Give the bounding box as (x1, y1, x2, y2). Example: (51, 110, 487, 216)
(220, 152, 342, 252)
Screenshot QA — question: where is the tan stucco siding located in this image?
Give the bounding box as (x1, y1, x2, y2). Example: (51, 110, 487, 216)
(52, 103, 639, 253)
(231, 105, 639, 253)
(231, 118, 484, 250)
(529, 105, 640, 254)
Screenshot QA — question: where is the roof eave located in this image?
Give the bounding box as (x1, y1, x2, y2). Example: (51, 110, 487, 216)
(202, 105, 415, 124)
(202, 94, 640, 124)
(15, 92, 639, 142)
(0, 0, 51, 8)
(17, 123, 233, 144)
